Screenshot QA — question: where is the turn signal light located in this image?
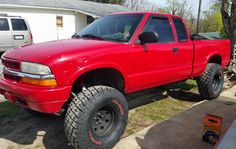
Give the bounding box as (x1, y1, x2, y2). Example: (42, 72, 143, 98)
(21, 77, 57, 87)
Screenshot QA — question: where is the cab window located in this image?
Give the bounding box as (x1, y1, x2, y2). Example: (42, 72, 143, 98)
(143, 16, 174, 43)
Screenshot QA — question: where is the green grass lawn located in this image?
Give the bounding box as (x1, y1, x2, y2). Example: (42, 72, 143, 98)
(0, 102, 23, 119)
(124, 79, 200, 136)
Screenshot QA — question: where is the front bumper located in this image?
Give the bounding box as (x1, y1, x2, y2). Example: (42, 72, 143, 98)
(0, 78, 72, 113)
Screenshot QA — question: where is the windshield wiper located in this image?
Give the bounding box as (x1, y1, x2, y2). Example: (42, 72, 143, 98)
(72, 34, 80, 39)
(80, 34, 104, 40)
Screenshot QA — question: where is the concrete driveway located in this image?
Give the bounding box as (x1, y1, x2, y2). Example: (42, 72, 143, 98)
(115, 95, 236, 149)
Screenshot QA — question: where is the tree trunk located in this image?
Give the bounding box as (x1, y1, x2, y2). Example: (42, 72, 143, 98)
(221, 0, 236, 60)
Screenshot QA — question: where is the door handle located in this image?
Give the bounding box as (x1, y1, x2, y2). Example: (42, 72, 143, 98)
(172, 48, 179, 53)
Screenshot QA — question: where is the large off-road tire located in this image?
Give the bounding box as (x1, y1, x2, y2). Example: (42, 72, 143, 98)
(26, 109, 51, 117)
(197, 63, 224, 99)
(65, 86, 128, 149)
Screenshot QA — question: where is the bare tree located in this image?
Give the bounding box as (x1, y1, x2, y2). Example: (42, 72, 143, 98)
(123, 0, 157, 11)
(156, 0, 192, 18)
(166, 0, 178, 14)
(123, 0, 140, 11)
(221, 0, 235, 60)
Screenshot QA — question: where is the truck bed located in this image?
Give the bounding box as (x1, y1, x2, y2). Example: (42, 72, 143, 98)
(191, 39, 231, 78)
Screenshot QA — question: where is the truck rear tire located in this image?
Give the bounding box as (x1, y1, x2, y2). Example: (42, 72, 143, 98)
(197, 63, 224, 99)
(65, 85, 128, 149)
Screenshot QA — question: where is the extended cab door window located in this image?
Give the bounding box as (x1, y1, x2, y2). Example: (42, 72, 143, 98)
(143, 16, 174, 43)
(172, 17, 188, 42)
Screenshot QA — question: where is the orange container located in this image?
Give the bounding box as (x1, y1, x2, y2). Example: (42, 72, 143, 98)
(202, 114, 223, 144)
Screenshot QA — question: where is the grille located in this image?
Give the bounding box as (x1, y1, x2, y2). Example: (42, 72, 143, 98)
(3, 73, 21, 81)
(2, 58, 20, 71)
(2, 58, 21, 81)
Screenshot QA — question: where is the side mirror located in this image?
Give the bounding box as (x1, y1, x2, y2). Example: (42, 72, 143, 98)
(139, 31, 159, 44)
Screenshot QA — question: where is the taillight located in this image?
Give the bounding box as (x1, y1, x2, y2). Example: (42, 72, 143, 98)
(30, 32, 33, 43)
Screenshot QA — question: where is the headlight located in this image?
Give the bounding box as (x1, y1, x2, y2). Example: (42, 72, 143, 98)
(21, 62, 52, 75)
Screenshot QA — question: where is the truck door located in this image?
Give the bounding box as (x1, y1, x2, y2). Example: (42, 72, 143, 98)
(0, 18, 13, 52)
(168, 17, 194, 82)
(130, 15, 177, 91)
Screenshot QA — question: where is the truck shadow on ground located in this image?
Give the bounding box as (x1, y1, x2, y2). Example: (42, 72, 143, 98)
(0, 82, 203, 149)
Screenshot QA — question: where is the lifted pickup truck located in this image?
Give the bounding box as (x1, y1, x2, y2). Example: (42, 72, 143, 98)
(0, 12, 230, 149)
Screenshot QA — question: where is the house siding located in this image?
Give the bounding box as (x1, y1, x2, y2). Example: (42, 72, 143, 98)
(0, 7, 88, 43)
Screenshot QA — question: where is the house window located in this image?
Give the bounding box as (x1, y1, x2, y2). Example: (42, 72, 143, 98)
(87, 16, 95, 25)
(56, 16, 63, 28)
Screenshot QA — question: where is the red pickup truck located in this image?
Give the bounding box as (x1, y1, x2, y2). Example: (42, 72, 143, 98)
(0, 12, 230, 149)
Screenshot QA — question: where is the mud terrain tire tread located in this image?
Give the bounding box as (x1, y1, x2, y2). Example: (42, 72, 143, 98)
(65, 85, 128, 149)
(197, 63, 224, 99)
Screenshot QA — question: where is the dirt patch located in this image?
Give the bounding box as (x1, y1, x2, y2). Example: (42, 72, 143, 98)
(224, 71, 236, 91)
(0, 110, 73, 149)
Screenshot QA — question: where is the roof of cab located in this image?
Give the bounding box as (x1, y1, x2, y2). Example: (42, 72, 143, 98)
(108, 11, 183, 19)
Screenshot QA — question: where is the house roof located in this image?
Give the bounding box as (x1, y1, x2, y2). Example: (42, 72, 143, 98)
(0, 0, 130, 18)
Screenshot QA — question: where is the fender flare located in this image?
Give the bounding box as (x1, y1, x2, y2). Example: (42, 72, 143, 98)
(67, 62, 128, 89)
(205, 52, 222, 65)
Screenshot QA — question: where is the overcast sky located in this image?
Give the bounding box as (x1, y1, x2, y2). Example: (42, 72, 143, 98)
(155, 0, 212, 16)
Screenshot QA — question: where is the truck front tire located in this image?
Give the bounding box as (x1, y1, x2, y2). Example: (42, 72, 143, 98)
(197, 63, 224, 99)
(65, 85, 128, 149)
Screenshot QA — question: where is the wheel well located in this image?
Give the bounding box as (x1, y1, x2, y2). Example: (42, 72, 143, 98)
(72, 68, 125, 93)
(208, 55, 222, 65)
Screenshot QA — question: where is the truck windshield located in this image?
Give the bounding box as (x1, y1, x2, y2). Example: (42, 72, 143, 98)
(76, 14, 143, 42)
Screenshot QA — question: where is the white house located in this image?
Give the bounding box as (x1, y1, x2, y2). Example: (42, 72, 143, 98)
(0, 0, 130, 43)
